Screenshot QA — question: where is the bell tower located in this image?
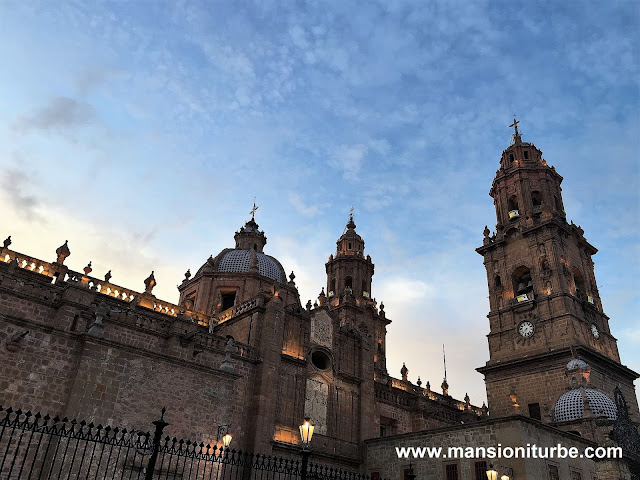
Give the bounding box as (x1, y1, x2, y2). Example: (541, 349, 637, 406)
(476, 120, 639, 423)
(325, 212, 374, 300)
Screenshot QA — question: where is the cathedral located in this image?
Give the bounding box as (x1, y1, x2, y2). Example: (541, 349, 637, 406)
(0, 124, 638, 479)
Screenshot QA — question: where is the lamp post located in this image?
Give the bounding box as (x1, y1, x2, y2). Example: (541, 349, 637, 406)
(299, 417, 314, 480)
(217, 424, 232, 450)
(486, 464, 498, 480)
(487, 464, 513, 480)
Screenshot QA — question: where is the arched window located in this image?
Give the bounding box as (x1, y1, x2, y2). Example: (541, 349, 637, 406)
(508, 195, 520, 219)
(513, 266, 533, 298)
(494, 275, 502, 289)
(572, 268, 586, 301)
(532, 191, 542, 207)
(330, 278, 336, 296)
(345, 276, 353, 289)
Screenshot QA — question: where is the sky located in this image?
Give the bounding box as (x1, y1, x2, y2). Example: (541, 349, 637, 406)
(1, 0, 638, 407)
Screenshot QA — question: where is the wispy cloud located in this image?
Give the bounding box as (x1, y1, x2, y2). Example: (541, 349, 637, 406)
(13, 97, 97, 132)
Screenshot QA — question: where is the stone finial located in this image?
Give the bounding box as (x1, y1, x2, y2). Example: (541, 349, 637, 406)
(441, 378, 449, 396)
(289, 271, 295, 284)
(55, 240, 71, 264)
(379, 302, 385, 318)
(426, 381, 431, 391)
(401, 362, 408, 381)
(104, 270, 112, 283)
(465, 393, 470, 407)
(183, 269, 191, 282)
(88, 300, 108, 338)
(83, 261, 92, 276)
(2, 236, 11, 249)
(306, 299, 312, 311)
(483, 225, 490, 238)
(416, 376, 422, 388)
(318, 287, 326, 306)
(220, 338, 235, 373)
(144, 271, 156, 295)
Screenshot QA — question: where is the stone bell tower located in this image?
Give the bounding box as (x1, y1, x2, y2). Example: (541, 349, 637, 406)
(476, 120, 639, 424)
(325, 212, 375, 301)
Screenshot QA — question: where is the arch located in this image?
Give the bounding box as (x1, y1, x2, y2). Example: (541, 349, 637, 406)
(508, 195, 519, 219)
(494, 275, 502, 289)
(345, 276, 353, 289)
(572, 268, 586, 300)
(512, 266, 533, 296)
(531, 191, 542, 207)
(330, 278, 336, 296)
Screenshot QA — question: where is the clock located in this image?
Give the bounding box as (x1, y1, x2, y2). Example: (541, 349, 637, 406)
(518, 321, 535, 338)
(591, 324, 600, 339)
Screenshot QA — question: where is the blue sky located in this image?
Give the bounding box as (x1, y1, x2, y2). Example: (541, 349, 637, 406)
(1, 1, 638, 407)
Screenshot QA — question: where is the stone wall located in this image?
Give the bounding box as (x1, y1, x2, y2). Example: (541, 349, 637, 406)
(365, 416, 606, 480)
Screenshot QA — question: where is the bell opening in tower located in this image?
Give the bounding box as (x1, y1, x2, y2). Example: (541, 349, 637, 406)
(513, 267, 533, 301)
(508, 195, 519, 219)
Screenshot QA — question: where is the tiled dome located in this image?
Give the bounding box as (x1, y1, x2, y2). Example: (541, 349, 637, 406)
(554, 389, 617, 422)
(216, 249, 285, 283)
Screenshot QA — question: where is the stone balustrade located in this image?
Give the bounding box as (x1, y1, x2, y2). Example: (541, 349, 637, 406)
(1, 247, 210, 326)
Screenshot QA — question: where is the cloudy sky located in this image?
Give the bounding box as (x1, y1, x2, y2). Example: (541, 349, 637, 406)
(1, 1, 638, 407)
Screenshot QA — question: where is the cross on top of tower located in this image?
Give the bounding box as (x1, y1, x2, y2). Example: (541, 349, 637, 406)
(509, 117, 520, 136)
(250, 198, 259, 221)
(509, 116, 522, 144)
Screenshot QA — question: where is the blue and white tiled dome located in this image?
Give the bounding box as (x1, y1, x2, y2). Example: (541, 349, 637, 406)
(216, 249, 285, 283)
(554, 389, 617, 422)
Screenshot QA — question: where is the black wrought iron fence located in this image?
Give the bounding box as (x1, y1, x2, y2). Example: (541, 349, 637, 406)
(0, 405, 377, 480)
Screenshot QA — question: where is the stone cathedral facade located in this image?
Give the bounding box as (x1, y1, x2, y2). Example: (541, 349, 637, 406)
(0, 124, 638, 478)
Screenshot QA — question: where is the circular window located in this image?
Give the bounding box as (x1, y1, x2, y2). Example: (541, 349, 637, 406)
(311, 350, 331, 371)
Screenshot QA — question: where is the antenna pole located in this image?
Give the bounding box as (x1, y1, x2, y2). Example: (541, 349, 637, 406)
(443, 344, 447, 382)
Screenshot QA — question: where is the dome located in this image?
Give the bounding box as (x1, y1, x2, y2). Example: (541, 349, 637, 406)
(566, 359, 590, 371)
(554, 389, 617, 422)
(216, 249, 285, 283)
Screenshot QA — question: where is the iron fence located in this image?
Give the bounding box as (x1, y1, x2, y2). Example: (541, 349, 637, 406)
(0, 405, 376, 480)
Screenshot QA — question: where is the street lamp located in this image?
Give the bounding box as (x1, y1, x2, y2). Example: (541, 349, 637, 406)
(299, 417, 314, 446)
(299, 418, 314, 480)
(501, 467, 513, 480)
(217, 425, 232, 449)
(486, 464, 498, 480)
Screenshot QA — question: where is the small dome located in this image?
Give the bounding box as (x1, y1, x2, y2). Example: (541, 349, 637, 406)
(217, 249, 285, 283)
(554, 389, 617, 422)
(566, 359, 590, 371)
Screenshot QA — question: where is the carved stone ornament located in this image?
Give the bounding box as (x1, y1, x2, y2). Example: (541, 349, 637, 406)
(55, 240, 71, 264)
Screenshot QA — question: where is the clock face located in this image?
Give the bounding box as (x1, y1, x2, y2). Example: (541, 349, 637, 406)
(518, 321, 535, 338)
(591, 324, 600, 339)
